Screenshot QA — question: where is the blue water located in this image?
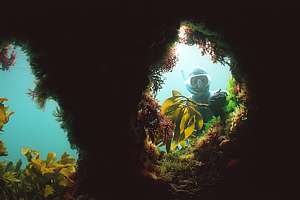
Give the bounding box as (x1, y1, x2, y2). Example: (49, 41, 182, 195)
(156, 43, 232, 103)
(0, 47, 78, 163)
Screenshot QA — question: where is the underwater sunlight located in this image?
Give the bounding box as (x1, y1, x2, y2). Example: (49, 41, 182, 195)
(138, 21, 249, 156)
(153, 42, 232, 152)
(0, 46, 78, 163)
(156, 42, 232, 104)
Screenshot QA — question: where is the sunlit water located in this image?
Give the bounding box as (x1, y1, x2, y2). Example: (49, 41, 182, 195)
(156, 43, 232, 104)
(0, 47, 78, 163)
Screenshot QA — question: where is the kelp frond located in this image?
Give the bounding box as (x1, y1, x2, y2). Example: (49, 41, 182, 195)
(161, 90, 206, 152)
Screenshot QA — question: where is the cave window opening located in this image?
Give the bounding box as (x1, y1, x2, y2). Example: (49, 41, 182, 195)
(140, 22, 248, 155)
(0, 43, 78, 164)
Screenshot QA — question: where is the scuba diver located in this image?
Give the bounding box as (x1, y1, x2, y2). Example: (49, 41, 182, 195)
(182, 68, 227, 122)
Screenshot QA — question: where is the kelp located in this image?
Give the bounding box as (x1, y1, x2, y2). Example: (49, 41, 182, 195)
(0, 97, 77, 199)
(0, 160, 22, 199)
(0, 98, 14, 132)
(21, 148, 76, 197)
(0, 148, 77, 200)
(151, 75, 249, 196)
(161, 90, 206, 152)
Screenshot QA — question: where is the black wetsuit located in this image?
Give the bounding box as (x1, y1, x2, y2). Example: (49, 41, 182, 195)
(192, 90, 227, 122)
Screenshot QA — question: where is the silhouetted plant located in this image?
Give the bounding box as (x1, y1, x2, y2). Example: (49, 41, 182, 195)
(136, 92, 175, 148)
(148, 44, 178, 96)
(179, 21, 234, 66)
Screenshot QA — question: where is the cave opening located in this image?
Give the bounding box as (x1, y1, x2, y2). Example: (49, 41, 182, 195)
(0, 41, 78, 198)
(0, 43, 78, 162)
(136, 21, 249, 194)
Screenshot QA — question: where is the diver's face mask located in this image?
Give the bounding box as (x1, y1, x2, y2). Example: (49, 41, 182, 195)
(185, 74, 210, 94)
(191, 75, 209, 90)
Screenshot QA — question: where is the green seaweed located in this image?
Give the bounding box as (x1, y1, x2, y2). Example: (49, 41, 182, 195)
(202, 116, 221, 134)
(225, 77, 238, 113)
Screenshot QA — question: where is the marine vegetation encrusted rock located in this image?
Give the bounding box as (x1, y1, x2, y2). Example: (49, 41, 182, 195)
(136, 92, 175, 149)
(148, 38, 179, 96)
(139, 87, 248, 199)
(150, 117, 228, 197)
(178, 21, 234, 66)
(225, 77, 248, 113)
(225, 104, 247, 135)
(176, 21, 245, 83)
(145, 103, 247, 199)
(224, 77, 248, 135)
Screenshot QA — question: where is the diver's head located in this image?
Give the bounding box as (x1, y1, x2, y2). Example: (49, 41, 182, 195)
(185, 68, 210, 95)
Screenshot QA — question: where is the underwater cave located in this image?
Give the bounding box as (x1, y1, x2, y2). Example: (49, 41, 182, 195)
(0, 4, 291, 199)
